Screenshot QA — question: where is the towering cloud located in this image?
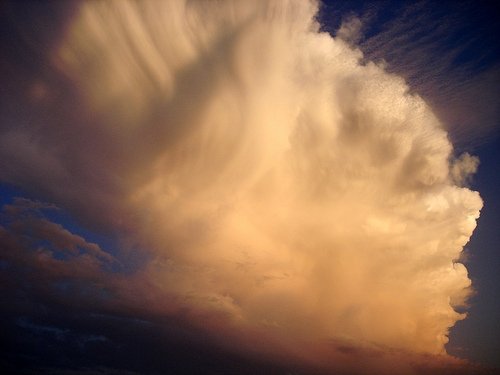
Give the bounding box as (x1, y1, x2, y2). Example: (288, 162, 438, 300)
(0, 1, 483, 373)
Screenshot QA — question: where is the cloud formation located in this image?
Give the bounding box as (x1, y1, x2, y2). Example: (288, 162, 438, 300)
(330, 0, 500, 148)
(0, 1, 485, 373)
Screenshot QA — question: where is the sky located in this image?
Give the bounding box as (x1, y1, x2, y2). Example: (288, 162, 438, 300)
(0, 1, 499, 374)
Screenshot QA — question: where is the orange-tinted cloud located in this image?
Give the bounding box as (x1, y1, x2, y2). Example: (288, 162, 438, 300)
(0, 1, 485, 374)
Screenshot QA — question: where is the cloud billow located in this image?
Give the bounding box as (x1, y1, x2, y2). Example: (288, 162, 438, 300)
(0, 1, 484, 374)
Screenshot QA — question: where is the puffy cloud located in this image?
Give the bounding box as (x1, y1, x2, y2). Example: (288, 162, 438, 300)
(0, 0, 484, 373)
(336, 15, 363, 44)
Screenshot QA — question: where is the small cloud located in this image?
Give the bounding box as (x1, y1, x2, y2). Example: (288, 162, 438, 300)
(451, 152, 480, 186)
(336, 15, 363, 44)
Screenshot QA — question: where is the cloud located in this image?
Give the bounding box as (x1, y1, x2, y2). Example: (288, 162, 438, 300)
(336, 15, 363, 44)
(348, 0, 500, 148)
(0, 0, 486, 373)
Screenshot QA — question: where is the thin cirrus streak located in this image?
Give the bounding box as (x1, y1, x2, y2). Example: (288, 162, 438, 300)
(0, 0, 485, 373)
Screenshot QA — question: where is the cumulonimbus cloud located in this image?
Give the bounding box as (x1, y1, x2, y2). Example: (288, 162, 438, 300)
(0, 1, 483, 373)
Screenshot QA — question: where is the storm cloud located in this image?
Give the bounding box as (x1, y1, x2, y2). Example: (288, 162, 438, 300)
(0, 1, 486, 374)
